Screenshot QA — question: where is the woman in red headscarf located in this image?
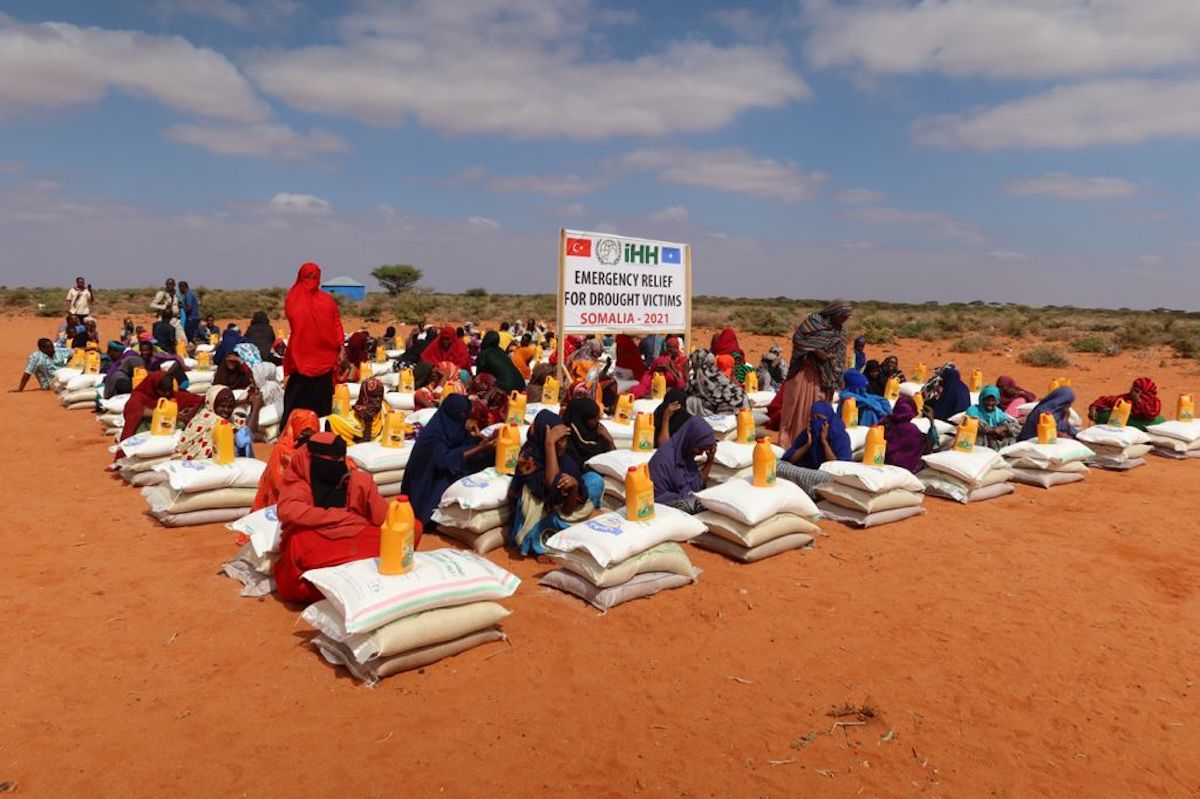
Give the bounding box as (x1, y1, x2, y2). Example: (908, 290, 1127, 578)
(118, 370, 204, 443)
(710, 327, 742, 357)
(420, 326, 471, 370)
(275, 432, 396, 605)
(282, 263, 345, 421)
(614, 335, 646, 380)
(1088, 376, 1165, 430)
(629, 335, 687, 399)
(252, 409, 320, 511)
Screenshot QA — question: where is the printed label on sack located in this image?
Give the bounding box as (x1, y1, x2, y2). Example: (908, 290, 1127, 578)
(263, 506, 278, 522)
(584, 516, 626, 537)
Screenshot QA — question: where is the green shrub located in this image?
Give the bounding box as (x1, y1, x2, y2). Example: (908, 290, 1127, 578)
(1018, 347, 1071, 368)
(1071, 336, 1106, 353)
(742, 308, 789, 337)
(464, 287, 488, 297)
(1115, 319, 1159, 349)
(950, 334, 989, 353)
(1171, 332, 1200, 360)
(896, 319, 930, 339)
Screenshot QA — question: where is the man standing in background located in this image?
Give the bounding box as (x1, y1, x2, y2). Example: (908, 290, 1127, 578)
(150, 277, 184, 343)
(179, 281, 201, 342)
(65, 276, 93, 320)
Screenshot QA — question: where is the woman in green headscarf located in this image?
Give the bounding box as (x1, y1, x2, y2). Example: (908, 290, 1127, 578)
(476, 330, 526, 393)
(966, 385, 1022, 450)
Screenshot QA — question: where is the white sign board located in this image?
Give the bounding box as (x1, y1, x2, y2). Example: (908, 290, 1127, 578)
(557, 228, 690, 335)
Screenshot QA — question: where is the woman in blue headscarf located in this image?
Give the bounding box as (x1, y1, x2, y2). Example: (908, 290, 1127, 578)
(966, 385, 1022, 450)
(648, 415, 717, 514)
(508, 409, 604, 557)
(1017, 387, 1079, 442)
(400, 394, 496, 524)
(929, 365, 972, 422)
(837, 368, 892, 427)
(777, 400, 852, 496)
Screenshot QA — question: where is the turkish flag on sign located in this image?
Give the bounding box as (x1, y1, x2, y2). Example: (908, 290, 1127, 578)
(565, 237, 591, 257)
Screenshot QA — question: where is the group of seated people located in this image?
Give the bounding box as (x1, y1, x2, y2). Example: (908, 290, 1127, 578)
(43, 311, 1174, 606)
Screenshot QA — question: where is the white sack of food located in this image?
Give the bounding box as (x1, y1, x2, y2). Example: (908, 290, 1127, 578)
(438, 468, 512, 511)
(818, 461, 926, 495)
(695, 477, 820, 526)
(545, 505, 707, 567)
(153, 457, 266, 493)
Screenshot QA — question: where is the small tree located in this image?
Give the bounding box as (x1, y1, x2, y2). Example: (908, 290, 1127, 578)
(372, 264, 423, 296)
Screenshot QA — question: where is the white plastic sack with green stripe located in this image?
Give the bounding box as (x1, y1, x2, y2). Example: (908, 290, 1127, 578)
(301, 549, 520, 635)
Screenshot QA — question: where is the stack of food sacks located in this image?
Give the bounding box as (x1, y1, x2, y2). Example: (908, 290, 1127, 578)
(141, 457, 265, 527)
(1145, 420, 1200, 460)
(917, 447, 1015, 504)
(58, 371, 103, 410)
(430, 468, 512, 554)
(540, 503, 705, 611)
(584, 450, 656, 510)
(814, 462, 927, 528)
(1076, 424, 1153, 471)
(301, 550, 520, 685)
(692, 476, 821, 562)
(999, 438, 1094, 489)
(97, 394, 129, 436)
(221, 505, 280, 597)
(108, 430, 180, 487)
(347, 441, 411, 497)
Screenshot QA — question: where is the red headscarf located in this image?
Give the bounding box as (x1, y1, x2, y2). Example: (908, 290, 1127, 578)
(711, 327, 741, 357)
(421, 326, 470, 370)
(276, 433, 395, 542)
(283, 263, 344, 377)
(1092, 376, 1162, 419)
(715, 354, 735, 378)
(345, 331, 370, 366)
(615, 335, 646, 380)
(118, 371, 203, 442)
(996, 375, 1036, 404)
(252, 409, 320, 511)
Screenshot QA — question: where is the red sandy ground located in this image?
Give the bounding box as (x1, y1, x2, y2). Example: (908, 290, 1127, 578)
(2, 312, 1199, 797)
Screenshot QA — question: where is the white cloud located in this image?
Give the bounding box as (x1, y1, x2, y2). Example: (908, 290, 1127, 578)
(914, 78, 1200, 149)
(164, 122, 348, 160)
(987, 250, 1030, 261)
(150, 0, 300, 28)
(247, 0, 808, 139)
(836, 188, 884, 204)
(848, 205, 984, 243)
(486, 173, 602, 197)
(0, 13, 267, 122)
(805, 0, 1200, 80)
(649, 205, 689, 224)
(624, 147, 827, 202)
(0, 161, 21, 174)
(268, 192, 331, 216)
(555, 203, 587, 218)
(1006, 172, 1137, 200)
(467, 216, 501, 230)
(1139, 253, 1162, 265)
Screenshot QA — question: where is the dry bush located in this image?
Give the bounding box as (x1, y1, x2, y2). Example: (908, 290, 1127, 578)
(1018, 346, 1071, 368)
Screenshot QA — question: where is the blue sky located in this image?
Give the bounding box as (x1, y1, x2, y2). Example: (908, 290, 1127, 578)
(1, 0, 1199, 308)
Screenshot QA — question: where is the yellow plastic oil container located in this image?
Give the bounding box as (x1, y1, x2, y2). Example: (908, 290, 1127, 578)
(1060, 376, 1072, 387)
(379, 496, 415, 576)
(884, 376, 901, 402)
(625, 464, 656, 522)
(953, 416, 978, 452)
(69, 348, 86, 369)
(381, 410, 408, 448)
(1048, 377, 1062, 394)
(213, 419, 235, 465)
(1037, 413, 1058, 445)
(913, 392, 924, 413)
(650, 372, 667, 400)
(744, 370, 758, 393)
(375, 344, 387, 363)
(150, 397, 178, 436)
(841, 396, 859, 428)
(913, 362, 927, 383)
(358, 362, 371, 382)
(632, 412, 655, 451)
(196, 350, 212, 371)
(736, 407, 756, 443)
(84, 350, 101, 375)
(506, 391, 528, 426)
(398, 368, 415, 393)
(614, 393, 634, 425)
(494, 424, 521, 475)
(132, 367, 147, 389)
(969, 369, 983, 392)
(1108, 398, 1131, 428)
(752, 437, 776, 487)
(1178, 394, 1194, 422)
(332, 383, 351, 417)
(542, 375, 560, 407)
(209, 332, 220, 347)
(175, 339, 187, 358)
(862, 425, 887, 466)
